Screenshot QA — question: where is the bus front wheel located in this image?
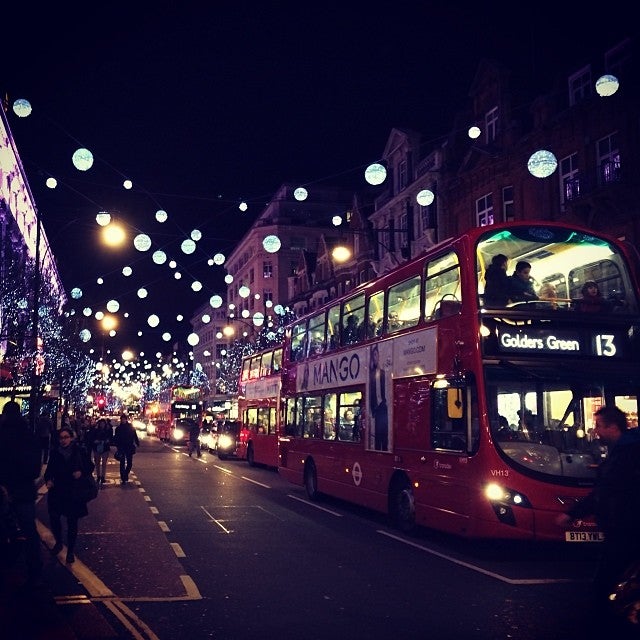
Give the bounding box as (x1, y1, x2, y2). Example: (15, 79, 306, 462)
(304, 460, 319, 501)
(389, 477, 416, 533)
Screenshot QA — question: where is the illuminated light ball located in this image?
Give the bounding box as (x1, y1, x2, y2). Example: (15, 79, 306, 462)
(168, 260, 177, 269)
(155, 209, 168, 222)
(207, 258, 213, 266)
(181, 239, 196, 254)
(265, 299, 273, 308)
(224, 274, 233, 284)
(201, 314, 211, 323)
(122, 266, 132, 276)
(416, 189, 435, 207)
(147, 314, 160, 328)
(254, 293, 261, 300)
(253, 312, 265, 327)
(137, 288, 148, 299)
(83, 307, 92, 316)
(177, 314, 183, 321)
(174, 272, 182, 280)
(527, 149, 558, 178)
(134, 233, 152, 251)
(210, 294, 223, 308)
(468, 126, 482, 139)
(152, 250, 167, 265)
(239, 201, 248, 212)
(595, 74, 619, 97)
(332, 215, 342, 226)
(364, 163, 387, 185)
(12, 98, 32, 117)
(123, 312, 129, 318)
(263, 234, 281, 253)
(109, 329, 116, 337)
(70, 287, 83, 300)
(97, 277, 104, 284)
(294, 187, 308, 201)
(162, 332, 172, 341)
(238, 285, 250, 298)
(213, 253, 225, 265)
(95, 311, 104, 320)
(216, 331, 223, 339)
(106, 299, 120, 313)
(46, 177, 57, 189)
(191, 280, 203, 292)
(96, 211, 111, 226)
(274, 304, 284, 315)
(266, 331, 276, 341)
(241, 309, 250, 318)
(190, 229, 202, 241)
(72, 148, 94, 171)
(187, 333, 200, 347)
(79, 329, 91, 343)
(123, 179, 133, 190)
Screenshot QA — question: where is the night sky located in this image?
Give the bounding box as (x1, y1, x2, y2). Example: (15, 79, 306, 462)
(2, 2, 636, 358)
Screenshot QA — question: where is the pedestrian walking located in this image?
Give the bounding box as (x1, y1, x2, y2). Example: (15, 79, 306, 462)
(0, 401, 43, 588)
(36, 411, 54, 467)
(86, 418, 111, 484)
(188, 420, 202, 457)
(44, 427, 90, 564)
(113, 414, 139, 484)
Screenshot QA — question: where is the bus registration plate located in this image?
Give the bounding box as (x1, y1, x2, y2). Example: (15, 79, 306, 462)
(565, 531, 604, 542)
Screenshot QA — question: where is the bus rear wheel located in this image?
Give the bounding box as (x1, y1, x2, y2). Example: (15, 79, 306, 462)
(389, 477, 416, 533)
(247, 444, 255, 467)
(304, 460, 319, 501)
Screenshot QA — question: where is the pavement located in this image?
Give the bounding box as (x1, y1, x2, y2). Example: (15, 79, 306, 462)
(0, 441, 196, 640)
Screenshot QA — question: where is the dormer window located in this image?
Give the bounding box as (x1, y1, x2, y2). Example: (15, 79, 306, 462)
(485, 107, 498, 144)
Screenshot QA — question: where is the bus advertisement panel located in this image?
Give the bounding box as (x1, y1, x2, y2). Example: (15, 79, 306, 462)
(236, 347, 282, 467)
(277, 221, 640, 542)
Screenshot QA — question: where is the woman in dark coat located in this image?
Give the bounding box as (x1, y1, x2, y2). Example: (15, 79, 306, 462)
(44, 427, 88, 564)
(483, 254, 511, 307)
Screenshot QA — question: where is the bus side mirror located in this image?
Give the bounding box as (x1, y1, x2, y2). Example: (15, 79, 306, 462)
(447, 388, 464, 419)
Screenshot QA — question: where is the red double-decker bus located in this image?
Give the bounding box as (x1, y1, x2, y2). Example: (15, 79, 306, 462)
(146, 385, 204, 442)
(236, 346, 283, 467)
(277, 221, 640, 542)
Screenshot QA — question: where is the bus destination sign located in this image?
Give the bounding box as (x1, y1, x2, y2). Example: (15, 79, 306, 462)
(496, 328, 622, 358)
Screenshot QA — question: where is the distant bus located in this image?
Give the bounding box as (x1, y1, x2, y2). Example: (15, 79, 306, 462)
(147, 385, 204, 440)
(236, 346, 283, 467)
(277, 221, 640, 542)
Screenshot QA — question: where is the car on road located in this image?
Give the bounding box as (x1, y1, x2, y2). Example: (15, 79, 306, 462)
(168, 418, 195, 445)
(199, 423, 218, 452)
(216, 420, 242, 459)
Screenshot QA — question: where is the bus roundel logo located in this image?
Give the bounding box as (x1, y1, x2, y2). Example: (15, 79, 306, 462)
(352, 462, 362, 486)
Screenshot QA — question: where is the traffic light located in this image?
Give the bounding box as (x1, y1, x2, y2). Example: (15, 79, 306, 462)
(97, 396, 106, 410)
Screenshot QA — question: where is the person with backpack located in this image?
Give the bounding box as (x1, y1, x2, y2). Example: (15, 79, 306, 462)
(44, 427, 90, 564)
(86, 418, 112, 484)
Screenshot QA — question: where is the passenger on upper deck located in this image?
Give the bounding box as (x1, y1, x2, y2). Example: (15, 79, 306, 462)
(508, 261, 538, 303)
(538, 282, 559, 309)
(575, 281, 610, 313)
(483, 253, 510, 307)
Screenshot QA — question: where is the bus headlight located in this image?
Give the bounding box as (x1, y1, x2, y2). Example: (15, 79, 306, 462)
(173, 428, 185, 440)
(484, 482, 531, 507)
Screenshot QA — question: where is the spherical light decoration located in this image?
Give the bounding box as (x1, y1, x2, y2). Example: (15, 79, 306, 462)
(294, 187, 308, 201)
(46, 177, 57, 189)
(332, 215, 343, 226)
(96, 212, 111, 226)
(527, 149, 558, 178)
(174, 272, 182, 280)
(416, 189, 435, 207)
(210, 295, 223, 308)
(70, 287, 83, 299)
(253, 312, 265, 327)
(109, 329, 116, 337)
(181, 238, 196, 254)
(123, 179, 133, 190)
(595, 74, 619, 97)
(187, 333, 200, 347)
(79, 329, 91, 343)
(169, 260, 177, 268)
(265, 299, 273, 308)
(468, 126, 482, 139)
(147, 314, 160, 328)
(263, 234, 281, 253)
(213, 253, 225, 265)
(134, 234, 152, 251)
(239, 201, 248, 212)
(238, 285, 251, 298)
(137, 288, 148, 299)
(106, 299, 120, 313)
(190, 229, 202, 241)
(162, 332, 172, 341)
(177, 314, 183, 321)
(83, 307, 92, 316)
(201, 314, 211, 323)
(72, 148, 94, 171)
(224, 274, 233, 284)
(95, 311, 104, 320)
(364, 163, 387, 185)
(152, 250, 167, 265)
(12, 98, 32, 118)
(191, 280, 203, 292)
(97, 277, 104, 284)
(241, 309, 250, 318)
(122, 266, 132, 276)
(274, 304, 284, 315)
(155, 209, 168, 223)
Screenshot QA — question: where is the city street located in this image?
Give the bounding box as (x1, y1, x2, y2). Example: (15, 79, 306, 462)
(28, 435, 613, 640)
